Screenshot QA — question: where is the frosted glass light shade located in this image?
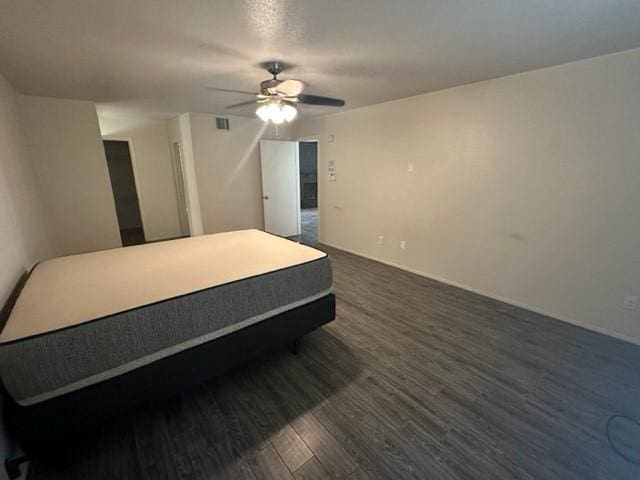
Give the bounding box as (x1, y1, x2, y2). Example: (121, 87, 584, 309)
(256, 105, 270, 121)
(267, 102, 284, 124)
(282, 104, 298, 122)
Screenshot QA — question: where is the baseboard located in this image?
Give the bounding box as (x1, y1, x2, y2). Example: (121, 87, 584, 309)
(321, 241, 640, 347)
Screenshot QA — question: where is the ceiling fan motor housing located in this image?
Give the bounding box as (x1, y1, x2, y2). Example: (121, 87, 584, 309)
(260, 78, 283, 95)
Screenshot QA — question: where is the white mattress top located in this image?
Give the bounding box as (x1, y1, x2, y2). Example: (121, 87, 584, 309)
(1, 230, 326, 343)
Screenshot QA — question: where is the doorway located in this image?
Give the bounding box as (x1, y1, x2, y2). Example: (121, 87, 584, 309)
(259, 139, 319, 245)
(103, 140, 146, 246)
(171, 141, 190, 237)
(298, 141, 318, 245)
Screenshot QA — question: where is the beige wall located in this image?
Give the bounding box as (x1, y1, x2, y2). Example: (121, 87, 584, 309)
(0, 74, 55, 480)
(0, 77, 54, 307)
(19, 96, 121, 255)
(291, 48, 640, 344)
(189, 113, 267, 234)
(99, 115, 183, 241)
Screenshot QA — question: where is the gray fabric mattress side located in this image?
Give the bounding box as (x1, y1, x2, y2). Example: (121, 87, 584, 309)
(0, 256, 332, 406)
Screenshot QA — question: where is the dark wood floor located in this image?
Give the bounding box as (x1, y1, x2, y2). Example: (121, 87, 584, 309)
(28, 246, 640, 479)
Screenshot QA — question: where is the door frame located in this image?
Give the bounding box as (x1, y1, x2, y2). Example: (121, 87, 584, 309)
(102, 136, 147, 241)
(296, 136, 320, 239)
(169, 139, 190, 237)
(295, 144, 302, 234)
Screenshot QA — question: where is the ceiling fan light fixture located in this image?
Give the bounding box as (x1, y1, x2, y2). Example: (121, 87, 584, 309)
(255, 100, 297, 124)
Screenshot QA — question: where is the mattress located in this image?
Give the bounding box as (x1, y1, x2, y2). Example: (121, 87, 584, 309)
(0, 229, 332, 406)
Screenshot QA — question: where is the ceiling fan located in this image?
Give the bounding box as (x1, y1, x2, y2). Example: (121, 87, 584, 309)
(206, 61, 345, 124)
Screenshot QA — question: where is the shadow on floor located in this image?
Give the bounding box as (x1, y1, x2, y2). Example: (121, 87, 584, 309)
(27, 328, 363, 479)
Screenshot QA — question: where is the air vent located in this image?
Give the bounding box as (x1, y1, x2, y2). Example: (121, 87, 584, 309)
(215, 117, 230, 130)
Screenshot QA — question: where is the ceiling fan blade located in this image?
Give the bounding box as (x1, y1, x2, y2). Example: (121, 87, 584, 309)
(206, 87, 258, 96)
(297, 94, 345, 107)
(276, 79, 305, 96)
(226, 99, 258, 109)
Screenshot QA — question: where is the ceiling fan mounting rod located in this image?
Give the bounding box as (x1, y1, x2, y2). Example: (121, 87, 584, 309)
(264, 61, 284, 78)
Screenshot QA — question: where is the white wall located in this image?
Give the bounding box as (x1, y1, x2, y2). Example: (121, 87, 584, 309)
(19, 96, 121, 255)
(188, 113, 267, 234)
(99, 115, 183, 241)
(0, 74, 55, 480)
(291, 48, 640, 344)
(168, 114, 203, 236)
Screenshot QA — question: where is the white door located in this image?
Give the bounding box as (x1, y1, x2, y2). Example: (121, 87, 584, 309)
(260, 140, 300, 237)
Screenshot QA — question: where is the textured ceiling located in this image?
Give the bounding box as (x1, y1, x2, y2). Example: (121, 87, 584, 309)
(1, 0, 640, 119)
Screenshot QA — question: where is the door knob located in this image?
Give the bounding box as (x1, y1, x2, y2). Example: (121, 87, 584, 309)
(263, 195, 269, 200)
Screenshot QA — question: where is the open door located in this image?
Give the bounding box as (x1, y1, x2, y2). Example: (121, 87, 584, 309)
(260, 140, 300, 237)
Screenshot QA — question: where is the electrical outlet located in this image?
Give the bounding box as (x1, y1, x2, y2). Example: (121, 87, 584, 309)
(400, 240, 406, 249)
(377, 235, 384, 245)
(623, 296, 638, 310)
(407, 163, 414, 172)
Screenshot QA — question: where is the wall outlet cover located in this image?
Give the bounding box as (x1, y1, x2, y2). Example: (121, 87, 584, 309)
(400, 240, 406, 249)
(378, 236, 384, 245)
(408, 163, 414, 172)
(623, 296, 638, 310)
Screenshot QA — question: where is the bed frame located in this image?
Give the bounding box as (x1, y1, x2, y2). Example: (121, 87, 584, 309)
(1, 271, 335, 456)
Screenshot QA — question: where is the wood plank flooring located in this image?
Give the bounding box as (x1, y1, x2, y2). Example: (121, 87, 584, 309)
(27, 245, 640, 479)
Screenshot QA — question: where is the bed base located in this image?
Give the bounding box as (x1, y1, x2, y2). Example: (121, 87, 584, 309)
(3, 293, 335, 455)
(290, 337, 301, 354)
